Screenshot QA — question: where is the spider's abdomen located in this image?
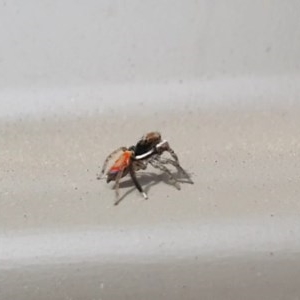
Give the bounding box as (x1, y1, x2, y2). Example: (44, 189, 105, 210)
(106, 151, 132, 182)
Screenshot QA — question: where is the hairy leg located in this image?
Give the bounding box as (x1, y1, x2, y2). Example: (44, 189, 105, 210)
(156, 157, 194, 184)
(150, 159, 181, 190)
(132, 160, 148, 171)
(113, 169, 125, 205)
(155, 140, 179, 162)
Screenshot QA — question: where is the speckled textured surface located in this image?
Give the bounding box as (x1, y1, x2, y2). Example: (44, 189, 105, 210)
(1, 107, 300, 299)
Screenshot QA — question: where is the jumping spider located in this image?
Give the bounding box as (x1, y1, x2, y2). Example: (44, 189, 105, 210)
(98, 132, 193, 205)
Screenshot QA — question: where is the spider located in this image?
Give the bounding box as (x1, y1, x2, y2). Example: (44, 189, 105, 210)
(98, 132, 193, 205)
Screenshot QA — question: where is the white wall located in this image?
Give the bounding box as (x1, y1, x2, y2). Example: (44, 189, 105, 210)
(1, 0, 300, 86)
(1, 1, 300, 117)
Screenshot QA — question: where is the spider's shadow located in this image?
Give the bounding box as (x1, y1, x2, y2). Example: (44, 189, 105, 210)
(113, 171, 193, 205)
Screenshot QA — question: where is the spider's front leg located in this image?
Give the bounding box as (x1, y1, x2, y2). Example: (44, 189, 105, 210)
(155, 140, 179, 162)
(97, 147, 127, 180)
(149, 159, 181, 190)
(157, 157, 194, 184)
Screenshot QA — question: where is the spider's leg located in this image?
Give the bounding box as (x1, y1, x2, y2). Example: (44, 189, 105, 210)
(157, 157, 194, 184)
(156, 140, 179, 162)
(97, 147, 127, 179)
(129, 162, 148, 200)
(113, 168, 125, 205)
(150, 159, 181, 190)
(132, 160, 148, 171)
(167, 146, 179, 162)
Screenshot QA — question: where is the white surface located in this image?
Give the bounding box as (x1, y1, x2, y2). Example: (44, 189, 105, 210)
(1, 219, 300, 269)
(0, 76, 300, 119)
(1, 1, 300, 109)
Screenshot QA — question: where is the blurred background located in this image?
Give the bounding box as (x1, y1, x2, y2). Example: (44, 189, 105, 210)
(1, 0, 300, 117)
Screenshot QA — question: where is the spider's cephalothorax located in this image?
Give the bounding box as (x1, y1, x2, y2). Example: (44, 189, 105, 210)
(98, 132, 193, 205)
(134, 132, 162, 156)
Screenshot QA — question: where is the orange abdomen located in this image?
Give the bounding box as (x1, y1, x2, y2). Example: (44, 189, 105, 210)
(106, 151, 132, 182)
